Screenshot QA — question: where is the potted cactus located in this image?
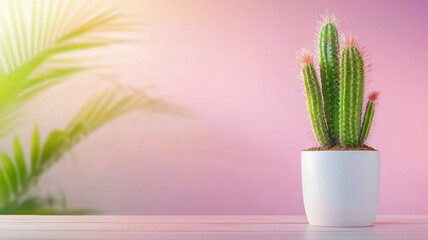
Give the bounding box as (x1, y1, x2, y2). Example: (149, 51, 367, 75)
(298, 15, 380, 227)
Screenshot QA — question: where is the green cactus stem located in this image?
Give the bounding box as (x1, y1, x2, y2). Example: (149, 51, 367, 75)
(319, 22, 340, 144)
(300, 51, 331, 147)
(339, 38, 365, 147)
(359, 91, 380, 145)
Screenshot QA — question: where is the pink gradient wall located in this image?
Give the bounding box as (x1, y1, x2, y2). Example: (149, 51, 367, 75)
(30, 0, 428, 214)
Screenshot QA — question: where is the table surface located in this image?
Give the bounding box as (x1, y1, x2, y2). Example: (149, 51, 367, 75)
(0, 215, 426, 240)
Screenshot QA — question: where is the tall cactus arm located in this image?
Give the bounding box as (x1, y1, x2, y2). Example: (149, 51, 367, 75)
(339, 37, 365, 147)
(359, 91, 380, 146)
(319, 22, 340, 144)
(299, 51, 331, 147)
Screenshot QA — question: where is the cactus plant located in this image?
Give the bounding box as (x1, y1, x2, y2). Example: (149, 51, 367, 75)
(298, 15, 380, 148)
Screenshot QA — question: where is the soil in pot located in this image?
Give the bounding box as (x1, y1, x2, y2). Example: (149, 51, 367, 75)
(305, 145, 376, 151)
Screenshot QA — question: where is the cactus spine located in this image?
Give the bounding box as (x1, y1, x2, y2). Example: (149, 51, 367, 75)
(298, 15, 380, 148)
(319, 22, 340, 144)
(300, 52, 331, 147)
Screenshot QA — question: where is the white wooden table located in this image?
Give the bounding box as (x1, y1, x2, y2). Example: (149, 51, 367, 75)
(0, 215, 426, 239)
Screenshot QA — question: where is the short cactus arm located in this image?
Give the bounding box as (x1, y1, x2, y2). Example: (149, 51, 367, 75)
(359, 101, 375, 146)
(302, 63, 331, 147)
(359, 91, 380, 146)
(319, 22, 340, 144)
(339, 46, 365, 147)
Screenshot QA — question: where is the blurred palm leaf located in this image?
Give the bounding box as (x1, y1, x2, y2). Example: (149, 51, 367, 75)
(0, 196, 96, 215)
(0, 0, 130, 137)
(0, 86, 181, 213)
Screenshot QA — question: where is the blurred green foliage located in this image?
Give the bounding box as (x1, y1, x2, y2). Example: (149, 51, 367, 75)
(0, 0, 180, 214)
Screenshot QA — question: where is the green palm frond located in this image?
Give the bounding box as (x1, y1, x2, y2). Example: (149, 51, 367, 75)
(0, 0, 130, 137)
(0, 86, 181, 212)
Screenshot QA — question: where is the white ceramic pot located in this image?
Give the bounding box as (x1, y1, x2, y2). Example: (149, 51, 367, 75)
(301, 150, 380, 227)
